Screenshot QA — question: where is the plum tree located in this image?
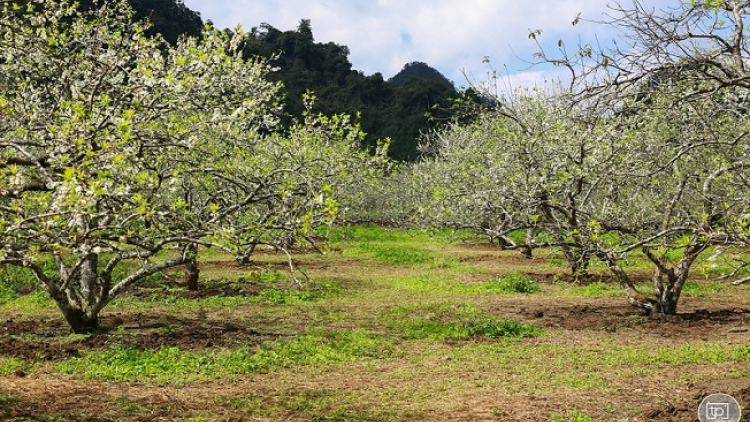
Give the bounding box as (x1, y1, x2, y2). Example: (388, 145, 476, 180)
(0, 0, 386, 332)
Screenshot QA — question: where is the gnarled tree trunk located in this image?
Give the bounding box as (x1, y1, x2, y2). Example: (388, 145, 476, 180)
(183, 244, 201, 291)
(645, 242, 706, 315)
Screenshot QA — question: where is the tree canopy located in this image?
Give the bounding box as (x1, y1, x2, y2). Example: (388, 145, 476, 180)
(0, 0, 387, 333)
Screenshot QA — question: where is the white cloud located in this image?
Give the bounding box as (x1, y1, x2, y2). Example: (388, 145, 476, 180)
(182, 0, 673, 88)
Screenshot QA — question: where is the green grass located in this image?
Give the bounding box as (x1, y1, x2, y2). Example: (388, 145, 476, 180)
(0, 265, 44, 304)
(0, 357, 26, 375)
(492, 272, 540, 293)
(546, 411, 601, 422)
(342, 242, 438, 266)
(54, 330, 388, 384)
(332, 225, 459, 268)
(3, 225, 750, 421)
(561, 282, 622, 297)
(382, 303, 543, 340)
(680, 280, 733, 296)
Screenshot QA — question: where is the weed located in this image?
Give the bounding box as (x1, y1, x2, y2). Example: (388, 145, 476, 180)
(345, 243, 435, 266)
(253, 281, 339, 304)
(0, 357, 27, 375)
(493, 272, 540, 294)
(546, 258, 564, 268)
(0, 392, 19, 407)
(736, 344, 750, 360)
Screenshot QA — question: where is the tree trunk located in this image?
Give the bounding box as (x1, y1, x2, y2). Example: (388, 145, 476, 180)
(184, 244, 200, 291)
(565, 250, 590, 282)
(646, 242, 705, 315)
(599, 251, 659, 313)
(50, 294, 101, 334)
(60, 307, 100, 334)
(184, 258, 200, 291)
(653, 265, 688, 315)
(49, 253, 105, 333)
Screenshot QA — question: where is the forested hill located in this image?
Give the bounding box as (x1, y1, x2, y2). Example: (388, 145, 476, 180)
(82, 0, 463, 161)
(242, 21, 461, 161)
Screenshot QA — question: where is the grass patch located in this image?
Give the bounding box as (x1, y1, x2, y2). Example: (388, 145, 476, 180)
(546, 410, 601, 422)
(343, 242, 437, 266)
(0, 392, 20, 408)
(0, 357, 26, 375)
(680, 280, 732, 297)
(332, 225, 458, 268)
(113, 396, 150, 415)
(492, 272, 540, 294)
(567, 282, 620, 296)
(54, 330, 387, 384)
(383, 303, 542, 340)
(0, 265, 44, 304)
(245, 280, 340, 305)
(386, 272, 540, 296)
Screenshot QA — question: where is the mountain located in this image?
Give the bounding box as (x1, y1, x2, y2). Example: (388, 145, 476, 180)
(242, 22, 462, 161)
(78, 0, 203, 45)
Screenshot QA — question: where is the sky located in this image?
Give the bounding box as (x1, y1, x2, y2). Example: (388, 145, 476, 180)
(180, 0, 673, 91)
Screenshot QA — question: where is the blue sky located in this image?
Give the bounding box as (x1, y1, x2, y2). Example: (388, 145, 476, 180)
(181, 1, 673, 91)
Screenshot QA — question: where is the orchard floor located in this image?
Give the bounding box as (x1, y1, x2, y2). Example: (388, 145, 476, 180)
(1, 228, 750, 422)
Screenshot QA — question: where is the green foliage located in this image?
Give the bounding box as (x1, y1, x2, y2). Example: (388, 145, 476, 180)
(0, 358, 26, 375)
(0, 0, 389, 333)
(328, 225, 423, 243)
(252, 281, 340, 305)
(493, 272, 540, 294)
(383, 303, 543, 340)
(350, 243, 435, 266)
(334, 225, 447, 267)
(55, 331, 386, 384)
(735, 344, 750, 360)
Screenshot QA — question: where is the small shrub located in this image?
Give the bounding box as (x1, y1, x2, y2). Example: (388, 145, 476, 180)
(495, 273, 540, 294)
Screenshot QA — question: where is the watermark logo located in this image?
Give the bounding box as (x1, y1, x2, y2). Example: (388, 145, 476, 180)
(698, 393, 741, 422)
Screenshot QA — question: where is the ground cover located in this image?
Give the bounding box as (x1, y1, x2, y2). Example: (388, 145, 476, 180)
(0, 226, 749, 421)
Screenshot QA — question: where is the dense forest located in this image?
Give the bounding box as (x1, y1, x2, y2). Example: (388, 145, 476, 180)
(86, 0, 465, 160)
